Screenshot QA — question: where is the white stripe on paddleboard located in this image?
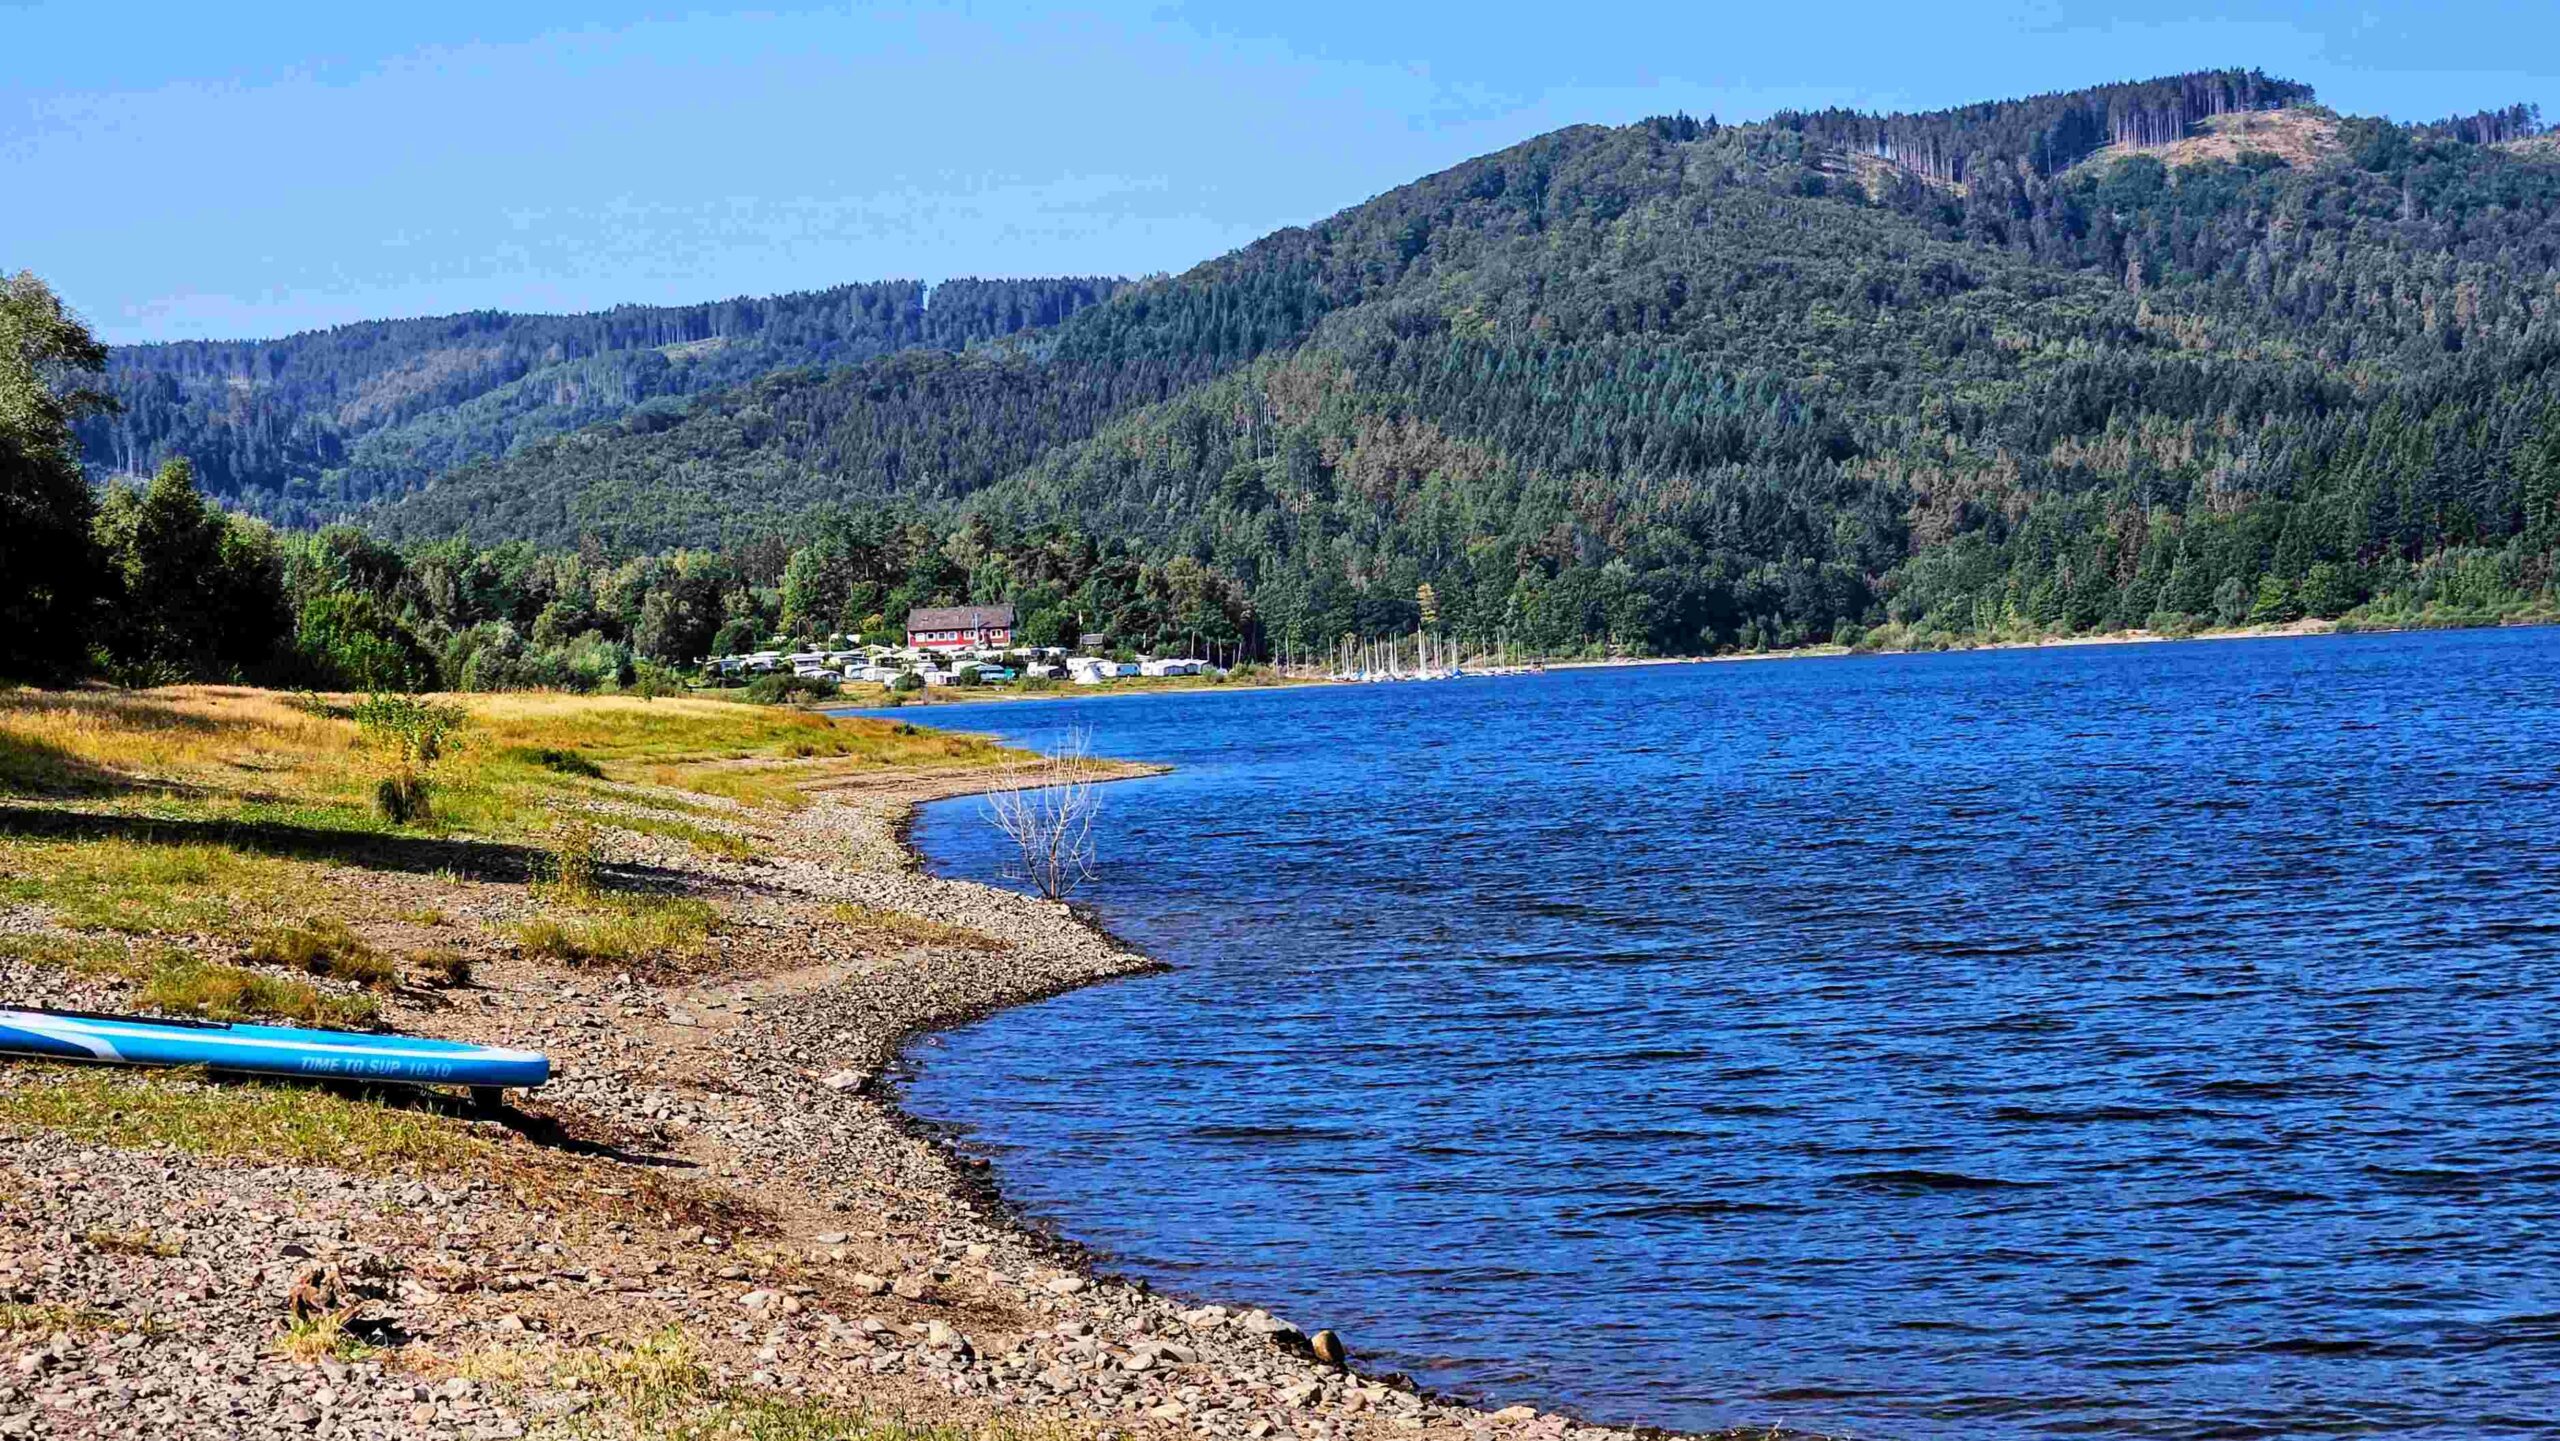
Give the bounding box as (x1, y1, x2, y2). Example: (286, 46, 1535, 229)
(0, 1014, 541, 1064)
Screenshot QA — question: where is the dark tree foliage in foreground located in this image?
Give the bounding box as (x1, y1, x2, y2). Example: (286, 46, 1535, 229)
(0, 272, 111, 686)
(92, 458, 290, 682)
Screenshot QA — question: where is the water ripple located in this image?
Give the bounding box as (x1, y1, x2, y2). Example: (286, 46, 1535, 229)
(879, 629, 2560, 1440)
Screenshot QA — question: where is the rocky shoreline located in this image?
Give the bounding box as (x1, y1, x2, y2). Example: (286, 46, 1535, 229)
(0, 757, 1752, 1441)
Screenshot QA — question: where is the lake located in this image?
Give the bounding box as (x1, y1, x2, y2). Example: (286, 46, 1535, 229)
(864, 629, 2560, 1439)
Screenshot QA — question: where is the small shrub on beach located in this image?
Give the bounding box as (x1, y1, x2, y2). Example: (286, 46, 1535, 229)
(983, 728, 1104, 901)
(745, 673, 838, 705)
(621, 662, 685, 700)
(538, 813, 607, 901)
(277, 1311, 377, 1364)
(353, 693, 468, 824)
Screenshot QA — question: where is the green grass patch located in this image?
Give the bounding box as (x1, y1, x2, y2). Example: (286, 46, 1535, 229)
(516, 893, 719, 967)
(0, 836, 319, 937)
(139, 956, 380, 1028)
(613, 812, 760, 862)
(409, 947, 473, 987)
(0, 1069, 502, 1173)
(84, 1226, 183, 1258)
(0, 1303, 129, 1334)
(0, 933, 378, 1026)
(635, 763, 818, 812)
(278, 1311, 379, 1363)
(827, 904, 1010, 953)
(246, 918, 397, 988)
(0, 931, 170, 980)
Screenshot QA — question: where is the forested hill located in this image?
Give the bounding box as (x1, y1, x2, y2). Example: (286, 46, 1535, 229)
(79, 277, 1127, 525)
(357, 68, 2560, 656)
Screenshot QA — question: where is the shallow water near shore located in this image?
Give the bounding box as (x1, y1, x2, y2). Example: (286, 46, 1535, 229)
(856, 629, 2560, 1440)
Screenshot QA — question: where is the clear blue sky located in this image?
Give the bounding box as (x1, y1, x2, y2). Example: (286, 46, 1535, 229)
(7, 1, 2553, 345)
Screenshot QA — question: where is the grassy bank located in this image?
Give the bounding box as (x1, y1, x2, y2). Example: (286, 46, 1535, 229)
(0, 685, 1019, 1022)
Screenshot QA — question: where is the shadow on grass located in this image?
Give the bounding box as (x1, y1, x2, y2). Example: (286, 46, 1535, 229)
(0, 804, 703, 894)
(222, 1070, 702, 1172)
(0, 804, 541, 881)
(0, 733, 140, 800)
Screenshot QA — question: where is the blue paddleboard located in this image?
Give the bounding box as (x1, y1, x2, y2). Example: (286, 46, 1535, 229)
(0, 1007, 549, 1089)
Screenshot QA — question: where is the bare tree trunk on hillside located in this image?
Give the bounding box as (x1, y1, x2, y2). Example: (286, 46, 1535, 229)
(985, 728, 1102, 901)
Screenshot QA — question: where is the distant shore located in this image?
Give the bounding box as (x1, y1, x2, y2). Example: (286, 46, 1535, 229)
(800, 611, 2556, 715)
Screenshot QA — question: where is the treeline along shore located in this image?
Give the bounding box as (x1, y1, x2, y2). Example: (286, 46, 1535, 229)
(0, 685, 1803, 1440)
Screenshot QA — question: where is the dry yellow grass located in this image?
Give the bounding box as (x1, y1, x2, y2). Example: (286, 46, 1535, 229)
(0, 687, 348, 796)
(0, 1304, 132, 1335)
(0, 686, 1017, 836)
(461, 692, 1003, 770)
(0, 686, 1025, 1039)
(84, 1226, 183, 1258)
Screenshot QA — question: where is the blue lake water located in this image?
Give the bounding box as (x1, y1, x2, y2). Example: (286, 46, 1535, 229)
(858, 630, 2560, 1440)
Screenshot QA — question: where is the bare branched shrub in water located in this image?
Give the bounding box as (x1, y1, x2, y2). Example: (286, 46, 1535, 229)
(984, 728, 1102, 901)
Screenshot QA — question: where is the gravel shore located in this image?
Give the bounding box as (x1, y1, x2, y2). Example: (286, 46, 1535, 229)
(0, 762, 1701, 1441)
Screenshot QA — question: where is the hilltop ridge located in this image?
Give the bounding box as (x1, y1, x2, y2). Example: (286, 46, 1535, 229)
(80, 277, 1129, 524)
